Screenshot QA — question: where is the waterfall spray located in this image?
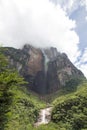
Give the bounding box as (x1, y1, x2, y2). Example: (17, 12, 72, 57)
(42, 49, 49, 74)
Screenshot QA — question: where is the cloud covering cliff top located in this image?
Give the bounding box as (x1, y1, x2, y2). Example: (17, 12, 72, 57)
(0, 0, 87, 77)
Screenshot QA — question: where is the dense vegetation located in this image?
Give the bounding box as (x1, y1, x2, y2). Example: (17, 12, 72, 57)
(0, 49, 45, 130)
(0, 47, 87, 130)
(52, 80, 87, 130)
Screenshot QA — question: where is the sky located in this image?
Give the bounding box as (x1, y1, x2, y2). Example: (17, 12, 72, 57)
(0, 0, 87, 78)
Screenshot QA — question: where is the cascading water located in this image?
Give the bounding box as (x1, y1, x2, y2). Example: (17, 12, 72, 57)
(42, 49, 49, 74)
(34, 107, 52, 127)
(41, 109, 47, 123)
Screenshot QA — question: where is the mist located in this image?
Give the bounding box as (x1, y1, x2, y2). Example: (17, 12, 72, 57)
(0, 0, 80, 63)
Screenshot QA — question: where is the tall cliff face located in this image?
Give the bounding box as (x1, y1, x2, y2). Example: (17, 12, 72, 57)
(2, 44, 85, 95)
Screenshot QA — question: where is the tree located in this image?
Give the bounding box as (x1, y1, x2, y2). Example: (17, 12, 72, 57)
(0, 47, 26, 129)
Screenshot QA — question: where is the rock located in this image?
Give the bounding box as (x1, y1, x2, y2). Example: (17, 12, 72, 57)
(1, 44, 85, 95)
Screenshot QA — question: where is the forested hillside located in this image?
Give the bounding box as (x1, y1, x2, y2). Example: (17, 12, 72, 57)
(0, 49, 45, 130)
(0, 47, 87, 130)
(52, 80, 87, 130)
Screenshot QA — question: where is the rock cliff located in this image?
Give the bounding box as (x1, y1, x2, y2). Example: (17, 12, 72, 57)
(1, 44, 85, 95)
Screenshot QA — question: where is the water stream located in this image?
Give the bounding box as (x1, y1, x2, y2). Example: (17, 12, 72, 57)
(42, 49, 49, 73)
(34, 107, 52, 127)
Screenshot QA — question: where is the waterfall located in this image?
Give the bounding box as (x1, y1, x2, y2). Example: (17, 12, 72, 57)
(42, 49, 49, 73)
(41, 109, 46, 123)
(34, 107, 52, 127)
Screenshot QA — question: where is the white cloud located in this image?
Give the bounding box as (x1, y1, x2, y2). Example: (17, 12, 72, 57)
(80, 49, 87, 63)
(85, 16, 87, 21)
(0, 0, 80, 63)
(82, 0, 87, 9)
(51, 0, 86, 15)
(78, 64, 87, 78)
(50, 0, 87, 78)
(81, 0, 87, 23)
(81, 0, 87, 20)
(75, 48, 87, 78)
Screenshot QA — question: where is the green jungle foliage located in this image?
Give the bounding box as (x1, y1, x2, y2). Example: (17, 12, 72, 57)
(0, 49, 45, 130)
(52, 80, 87, 130)
(33, 80, 87, 130)
(0, 47, 87, 130)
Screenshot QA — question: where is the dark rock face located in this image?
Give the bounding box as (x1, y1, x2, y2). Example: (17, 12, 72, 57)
(2, 44, 85, 95)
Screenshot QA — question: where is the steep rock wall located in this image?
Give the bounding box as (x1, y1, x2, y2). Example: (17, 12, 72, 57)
(1, 44, 85, 95)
